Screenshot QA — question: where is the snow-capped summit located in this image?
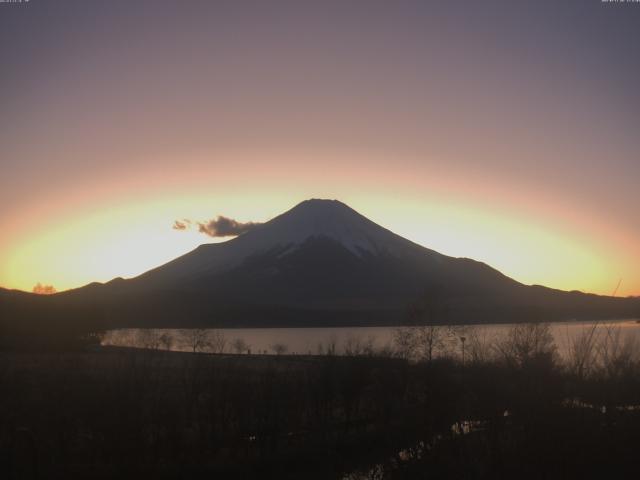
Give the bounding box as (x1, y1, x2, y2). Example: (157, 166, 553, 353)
(52, 199, 640, 328)
(238, 198, 425, 256)
(136, 199, 433, 287)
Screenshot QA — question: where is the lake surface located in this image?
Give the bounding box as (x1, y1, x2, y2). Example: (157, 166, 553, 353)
(102, 318, 640, 358)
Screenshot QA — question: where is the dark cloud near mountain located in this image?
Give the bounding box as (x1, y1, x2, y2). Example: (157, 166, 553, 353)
(197, 216, 262, 237)
(173, 216, 261, 237)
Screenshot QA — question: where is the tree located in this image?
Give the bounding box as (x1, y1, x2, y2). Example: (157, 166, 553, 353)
(393, 327, 417, 360)
(137, 329, 161, 350)
(182, 329, 210, 353)
(231, 337, 249, 354)
(270, 343, 288, 355)
(596, 324, 637, 380)
(344, 334, 375, 356)
(398, 287, 457, 362)
(32, 283, 56, 295)
(566, 323, 601, 380)
(159, 331, 174, 351)
(415, 325, 447, 362)
(495, 322, 557, 368)
(208, 330, 227, 354)
(464, 327, 494, 364)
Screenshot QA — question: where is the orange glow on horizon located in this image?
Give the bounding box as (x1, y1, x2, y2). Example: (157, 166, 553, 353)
(3, 2, 639, 300)
(1, 151, 638, 298)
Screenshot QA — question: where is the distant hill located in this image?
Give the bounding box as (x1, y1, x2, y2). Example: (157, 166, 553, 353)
(2, 199, 639, 330)
(0, 286, 105, 349)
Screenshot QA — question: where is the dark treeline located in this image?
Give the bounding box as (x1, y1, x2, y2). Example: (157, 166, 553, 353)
(3, 282, 640, 333)
(0, 289, 106, 351)
(2, 323, 640, 479)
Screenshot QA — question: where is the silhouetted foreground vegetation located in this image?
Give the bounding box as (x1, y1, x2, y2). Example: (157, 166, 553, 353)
(2, 322, 640, 479)
(0, 288, 106, 351)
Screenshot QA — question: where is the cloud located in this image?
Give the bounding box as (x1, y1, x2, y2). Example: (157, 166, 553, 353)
(172, 215, 261, 237)
(172, 219, 191, 230)
(33, 283, 56, 295)
(197, 216, 262, 237)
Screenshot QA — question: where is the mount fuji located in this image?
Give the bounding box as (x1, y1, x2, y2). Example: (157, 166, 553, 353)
(4, 199, 639, 329)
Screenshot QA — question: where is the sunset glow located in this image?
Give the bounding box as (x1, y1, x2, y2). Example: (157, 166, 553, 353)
(4, 4, 640, 479)
(1, 153, 637, 296)
(1, 1, 638, 297)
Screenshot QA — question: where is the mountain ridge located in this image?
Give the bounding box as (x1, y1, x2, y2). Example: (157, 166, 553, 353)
(3, 199, 639, 329)
(133, 198, 443, 288)
(126, 199, 519, 297)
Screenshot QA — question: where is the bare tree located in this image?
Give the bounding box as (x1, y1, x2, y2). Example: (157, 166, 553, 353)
(401, 286, 456, 362)
(182, 329, 211, 353)
(326, 335, 338, 356)
(270, 343, 288, 355)
(208, 330, 227, 354)
(465, 327, 494, 364)
(494, 322, 557, 368)
(344, 335, 364, 356)
(393, 327, 417, 360)
(159, 331, 174, 351)
(137, 329, 161, 350)
(231, 337, 249, 354)
(415, 325, 447, 362)
(393, 325, 464, 362)
(375, 341, 395, 358)
(596, 324, 637, 379)
(343, 334, 377, 357)
(565, 323, 601, 380)
(363, 335, 376, 356)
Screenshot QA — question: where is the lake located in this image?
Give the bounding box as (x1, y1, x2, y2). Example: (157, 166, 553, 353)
(102, 318, 640, 359)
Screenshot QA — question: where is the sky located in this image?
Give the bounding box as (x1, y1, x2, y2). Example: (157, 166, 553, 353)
(1, 0, 639, 297)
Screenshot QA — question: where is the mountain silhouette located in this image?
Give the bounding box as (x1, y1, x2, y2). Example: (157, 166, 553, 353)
(3, 199, 639, 329)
